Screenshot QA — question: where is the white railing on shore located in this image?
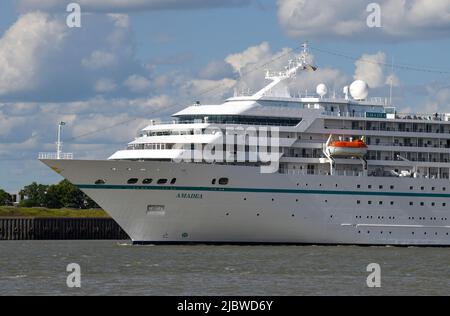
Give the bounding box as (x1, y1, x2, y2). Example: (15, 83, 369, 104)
(38, 152, 74, 160)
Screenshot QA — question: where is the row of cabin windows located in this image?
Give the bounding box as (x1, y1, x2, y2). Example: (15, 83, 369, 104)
(358, 200, 447, 207)
(357, 184, 447, 191)
(94, 178, 177, 185)
(127, 178, 177, 185)
(408, 216, 448, 221)
(212, 178, 229, 185)
(357, 231, 449, 236)
(95, 178, 229, 186)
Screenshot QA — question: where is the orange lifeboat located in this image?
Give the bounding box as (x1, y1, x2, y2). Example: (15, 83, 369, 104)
(327, 138, 368, 158)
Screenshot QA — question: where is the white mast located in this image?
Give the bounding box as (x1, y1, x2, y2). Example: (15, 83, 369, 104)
(253, 42, 316, 98)
(56, 121, 66, 160)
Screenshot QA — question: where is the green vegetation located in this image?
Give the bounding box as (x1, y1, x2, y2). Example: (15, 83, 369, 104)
(19, 180, 99, 209)
(0, 180, 104, 217)
(0, 189, 12, 206)
(0, 206, 109, 218)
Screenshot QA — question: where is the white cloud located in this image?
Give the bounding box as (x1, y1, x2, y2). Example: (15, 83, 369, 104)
(124, 74, 152, 93)
(424, 85, 450, 113)
(0, 12, 65, 95)
(82, 50, 118, 69)
(198, 60, 234, 80)
(277, 0, 450, 40)
(225, 42, 272, 73)
(94, 78, 117, 93)
(354, 52, 386, 88)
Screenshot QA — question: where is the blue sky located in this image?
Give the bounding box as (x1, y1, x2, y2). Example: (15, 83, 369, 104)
(1, 0, 450, 192)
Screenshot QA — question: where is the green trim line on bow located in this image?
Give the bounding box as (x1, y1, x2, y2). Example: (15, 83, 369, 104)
(77, 184, 450, 199)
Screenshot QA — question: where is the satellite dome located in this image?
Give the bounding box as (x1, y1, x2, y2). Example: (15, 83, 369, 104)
(350, 80, 369, 100)
(316, 83, 328, 98)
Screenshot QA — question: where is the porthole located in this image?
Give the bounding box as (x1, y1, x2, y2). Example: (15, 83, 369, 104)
(379, 185, 383, 189)
(212, 179, 216, 185)
(218, 178, 229, 185)
(390, 201, 394, 205)
(390, 185, 394, 190)
(95, 179, 106, 185)
(142, 178, 153, 184)
(410, 186, 413, 190)
(127, 178, 138, 184)
(170, 178, 177, 184)
(157, 179, 168, 185)
(409, 202, 414, 206)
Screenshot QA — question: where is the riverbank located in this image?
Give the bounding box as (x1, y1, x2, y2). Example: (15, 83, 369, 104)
(0, 206, 109, 218)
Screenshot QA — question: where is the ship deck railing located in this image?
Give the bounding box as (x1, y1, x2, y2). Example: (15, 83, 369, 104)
(281, 169, 364, 177)
(323, 111, 450, 122)
(38, 152, 74, 160)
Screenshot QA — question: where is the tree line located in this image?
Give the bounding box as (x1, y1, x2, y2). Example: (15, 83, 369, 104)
(0, 180, 99, 209)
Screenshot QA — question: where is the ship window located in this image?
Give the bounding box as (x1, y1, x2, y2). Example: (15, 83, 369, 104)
(170, 178, 177, 184)
(390, 201, 394, 205)
(357, 200, 361, 204)
(142, 178, 153, 184)
(379, 201, 383, 205)
(390, 185, 394, 190)
(432, 187, 435, 191)
(410, 202, 414, 206)
(432, 202, 435, 206)
(95, 179, 106, 185)
(219, 178, 229, 185)
(212, 179, 216, 185)
(420, 202, 424, 206)
(127, 178, 138, 184)
(368, 185, 372, 189)
(379, 185, 383, 189)
(157, 179, 168, 184)
(357, 185, 361, 189)
(443, 203, 447, 207)
(410, 186, 413, 190)
(368, 201, 372, 205)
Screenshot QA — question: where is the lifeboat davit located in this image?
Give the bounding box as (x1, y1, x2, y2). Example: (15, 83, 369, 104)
(327, 138, 368, 158)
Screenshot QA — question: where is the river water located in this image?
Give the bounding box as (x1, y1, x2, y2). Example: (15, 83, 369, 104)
(0, 241, 449, 295)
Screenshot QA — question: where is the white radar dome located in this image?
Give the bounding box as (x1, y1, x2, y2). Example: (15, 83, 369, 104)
(316, 83, 328, 98)
(350, 80, 369, 100)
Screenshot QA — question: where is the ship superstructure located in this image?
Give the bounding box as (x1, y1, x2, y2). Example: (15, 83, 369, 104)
(42, 44, 450, 245)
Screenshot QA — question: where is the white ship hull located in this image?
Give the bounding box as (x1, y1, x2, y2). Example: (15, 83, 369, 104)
(41, 159, 450, 246)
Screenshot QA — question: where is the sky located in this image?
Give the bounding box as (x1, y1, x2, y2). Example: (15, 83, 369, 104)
(1, 0, 450, 192)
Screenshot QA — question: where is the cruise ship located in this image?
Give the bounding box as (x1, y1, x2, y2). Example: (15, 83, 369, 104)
(41, 44, 450, 246)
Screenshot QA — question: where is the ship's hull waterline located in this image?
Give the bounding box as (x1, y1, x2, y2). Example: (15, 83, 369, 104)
(41, 159, 450, 246)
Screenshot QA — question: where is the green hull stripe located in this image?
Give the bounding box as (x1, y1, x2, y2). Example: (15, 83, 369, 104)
(77, 184, 450, 199)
